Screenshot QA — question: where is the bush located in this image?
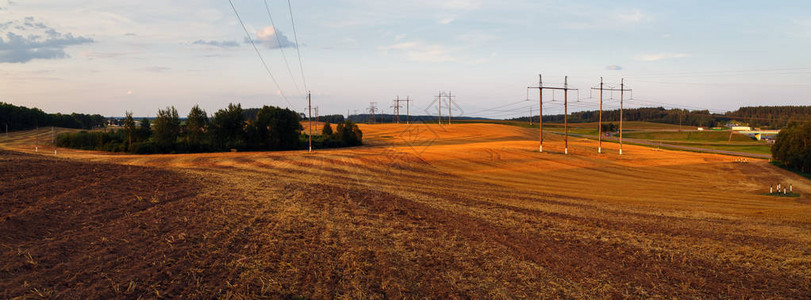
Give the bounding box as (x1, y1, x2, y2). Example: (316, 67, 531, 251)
(132, 142, 159, 154)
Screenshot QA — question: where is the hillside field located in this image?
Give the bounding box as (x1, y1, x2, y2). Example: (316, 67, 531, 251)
(1, 123, 810, 298)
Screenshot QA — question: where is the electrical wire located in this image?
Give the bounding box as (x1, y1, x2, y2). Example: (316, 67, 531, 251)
(287, 0, 308, 92)
(264, 0, 303, 96)
(228, 0, 292, 107)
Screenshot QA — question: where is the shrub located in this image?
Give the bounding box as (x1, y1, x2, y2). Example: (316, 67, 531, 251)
(772, 122, 811, 173)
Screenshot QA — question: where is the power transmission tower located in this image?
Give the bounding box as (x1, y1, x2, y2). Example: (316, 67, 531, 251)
(392, 96, 403, 124)
(528, 74, 577, 154)
(308, 91, 312, 152)
(368, 102, 378, 124)
(591, 78, 631, 155)
(529, 105, 533, 126)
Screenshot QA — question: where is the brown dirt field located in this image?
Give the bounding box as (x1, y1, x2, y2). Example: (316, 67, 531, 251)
(1, 123, 810, 298)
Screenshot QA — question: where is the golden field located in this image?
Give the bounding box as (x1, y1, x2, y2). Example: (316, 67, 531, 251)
(1, 122, 809, 298)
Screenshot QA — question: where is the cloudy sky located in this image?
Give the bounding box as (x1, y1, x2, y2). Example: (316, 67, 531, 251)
(1, 0, 810, 118)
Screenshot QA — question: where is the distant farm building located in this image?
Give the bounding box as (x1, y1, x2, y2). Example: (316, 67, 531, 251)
(739, 130, 780, 141)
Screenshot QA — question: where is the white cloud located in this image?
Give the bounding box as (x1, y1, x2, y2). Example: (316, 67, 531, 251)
(379, 42, 456, 62)
(253, 26, 295, 49)
(0, 17, 93, 63)
(439, 17, 454, 25)
(193, 39, 239, 48)
(617, 10, 651, 23)
(637, 53, 689, 61)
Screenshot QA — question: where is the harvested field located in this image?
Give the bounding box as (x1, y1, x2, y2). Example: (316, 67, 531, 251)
(1, 123, 810, 298)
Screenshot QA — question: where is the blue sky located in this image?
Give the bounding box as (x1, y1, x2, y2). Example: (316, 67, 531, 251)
(1, 0, 810, 118)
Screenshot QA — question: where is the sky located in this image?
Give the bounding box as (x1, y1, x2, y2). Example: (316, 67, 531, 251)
(1, 0, 810, 118)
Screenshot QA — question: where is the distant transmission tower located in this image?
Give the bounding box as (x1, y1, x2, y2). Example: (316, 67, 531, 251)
(368, 102, 378, 124)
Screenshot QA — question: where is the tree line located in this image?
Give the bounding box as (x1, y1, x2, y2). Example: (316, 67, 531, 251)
(512, 107, 719, 127)
(772, 122, 811, 174)
(511, 106, 810, 129)
(57, 103, 362, 154)
(724, 106, 811, 129)
(0, 102, 107, 131)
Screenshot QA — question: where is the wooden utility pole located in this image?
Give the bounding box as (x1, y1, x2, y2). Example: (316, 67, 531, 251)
(447, 91, 453, 125)
(529, 105, 533, 126)
(589, 77, 605, 153)
(564, 76, 569, 155)
(592, 79, 631, 155)
(528, 74, 576, 153)
(599, 77, 603, 153)
(308, 91, 312, 152)
(437, 91, 443, 125)
(620, 78, 625, 155)
(52, 126, 57, 157)
(405, 96, 411, 124)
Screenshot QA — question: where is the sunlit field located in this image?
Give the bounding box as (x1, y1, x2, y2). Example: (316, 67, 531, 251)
(1, 123, 809, 298)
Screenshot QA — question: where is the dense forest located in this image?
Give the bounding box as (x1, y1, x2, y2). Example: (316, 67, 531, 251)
(57, 103, 362, 154)
(512, 107, 718, 127)
(772, 122, 811, 173)
(0, 102, 107, 131)
(511, 106, 810, 129)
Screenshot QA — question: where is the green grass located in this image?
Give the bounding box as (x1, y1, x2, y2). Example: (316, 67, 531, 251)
(658, 141, 772, 155)
(763, 192, 801, 198)
(623, 131, 753, 142)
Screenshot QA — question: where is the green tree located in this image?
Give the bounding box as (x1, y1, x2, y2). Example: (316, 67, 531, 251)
(153, 106, 181, 150)
(136, 118, 151, 142)
(321, 121, 333, 136)
(252, 105, 303, 150)
(772, 122, 811, 173)
(336, 120, 362, 146)
(185, 105, 209, 145)
(211, 103, 245, 150)
(123, 111, 135, 148)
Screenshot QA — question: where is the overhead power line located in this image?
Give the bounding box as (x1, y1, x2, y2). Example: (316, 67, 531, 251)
(228, 0, 292, 107)
(264, 0, 303, 96)
(287, 0, 308, 92)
